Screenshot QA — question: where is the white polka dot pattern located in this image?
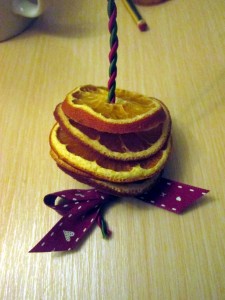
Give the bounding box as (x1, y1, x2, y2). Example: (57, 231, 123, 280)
(136, 178, 209, 214)
(29, 179, 209, 253)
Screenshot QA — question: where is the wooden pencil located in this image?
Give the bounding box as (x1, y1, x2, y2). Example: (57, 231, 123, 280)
(121, 0, 148, 31)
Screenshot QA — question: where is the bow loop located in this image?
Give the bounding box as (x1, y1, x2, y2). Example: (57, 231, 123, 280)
(30, 178, 209, 253)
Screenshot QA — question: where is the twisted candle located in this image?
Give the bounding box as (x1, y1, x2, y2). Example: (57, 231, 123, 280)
(107, 0, 119, 103)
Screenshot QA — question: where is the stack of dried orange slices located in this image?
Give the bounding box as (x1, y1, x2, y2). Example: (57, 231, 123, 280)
(50, 85, 172, 196)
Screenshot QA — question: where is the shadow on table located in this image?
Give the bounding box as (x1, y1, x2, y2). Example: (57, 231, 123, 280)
(34, 0, 107, 39)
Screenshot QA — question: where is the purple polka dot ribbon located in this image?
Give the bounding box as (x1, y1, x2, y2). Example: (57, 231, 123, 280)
(29, 178, 209, 253)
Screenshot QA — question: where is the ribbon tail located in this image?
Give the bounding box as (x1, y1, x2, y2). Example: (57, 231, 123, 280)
(29, 180, 210, 253)
(136, 178, 210, 214)
(29, 209, 100, 253)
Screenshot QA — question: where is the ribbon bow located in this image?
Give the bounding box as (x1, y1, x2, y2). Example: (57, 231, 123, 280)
(30, 178, 209, 252)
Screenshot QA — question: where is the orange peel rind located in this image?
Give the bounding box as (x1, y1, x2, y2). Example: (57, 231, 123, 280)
(50, 85, 172, 196)
(61, 85, 167, 134)
(49, 123, 172, 183)
(50, 150, 161, 197)
(54, 103, 171, 161)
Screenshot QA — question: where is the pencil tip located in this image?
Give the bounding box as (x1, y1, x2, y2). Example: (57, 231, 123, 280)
(138, 20, 148, 32)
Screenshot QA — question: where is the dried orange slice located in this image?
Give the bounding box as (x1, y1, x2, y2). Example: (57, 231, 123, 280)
(50, 149, 160, 196)
(61, 85, 167, 134)
(49, 123, 172, 183)
(54, 103, 171, 161)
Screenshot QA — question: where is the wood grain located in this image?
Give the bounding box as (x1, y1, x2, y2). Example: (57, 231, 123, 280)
(0, 0, 225, 299)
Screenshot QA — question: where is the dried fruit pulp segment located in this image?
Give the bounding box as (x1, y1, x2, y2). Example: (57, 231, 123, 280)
(50, 149, 161, 197)
(49, 124, 172, 183)
(62, 85, 166, 133)
(54, 103, 171, 161)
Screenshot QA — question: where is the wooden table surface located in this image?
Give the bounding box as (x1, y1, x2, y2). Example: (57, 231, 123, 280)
(1, 0, 225, 299)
